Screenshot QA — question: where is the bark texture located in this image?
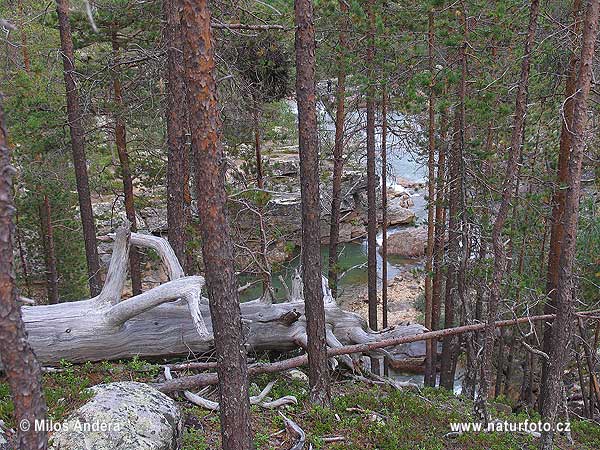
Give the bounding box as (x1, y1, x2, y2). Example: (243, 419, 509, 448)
(164, 0, 191, 273)
(365, 0, 378, 334)
(0, 97, 48, 449)
(55, 0, 101, 296)
(295, 0, 331, 406)
(540, 0, 582, 412)
(540, 0, 599, 447)
(179, 1, 252, 448)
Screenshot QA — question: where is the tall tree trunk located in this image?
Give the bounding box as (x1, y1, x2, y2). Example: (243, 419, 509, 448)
(295, 0, 332, 406)
(164, 0, 191, 273)
(327, 0, 349, 299)
(111, 30, 142, 296)
(439, 5, 467, 388)
(424, 9, 436, 385)
(0, 96, 48, 449)
(476, 0, 540, 422)
(426, 104, 447, 387)
(540, 0, 582, 413)
(179, 1, 252, 448)
(55, 0, 101, 296)
(366, 0, 378, 334)
(540, 0, 599, 446)
(39, 194, 59, 304)
(381, 88, 388, 329)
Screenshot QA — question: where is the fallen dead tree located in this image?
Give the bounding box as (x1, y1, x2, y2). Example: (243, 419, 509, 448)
(20, 224, 427, 367)
(154, 309, 600, 393)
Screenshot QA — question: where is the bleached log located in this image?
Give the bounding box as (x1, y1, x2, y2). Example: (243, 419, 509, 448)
(19, 225, 426, 367)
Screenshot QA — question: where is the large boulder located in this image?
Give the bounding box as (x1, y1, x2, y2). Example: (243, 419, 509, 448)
(385, 226, 428, 258)
(385, 197, 416, 225)
(50, 382, 183, 450)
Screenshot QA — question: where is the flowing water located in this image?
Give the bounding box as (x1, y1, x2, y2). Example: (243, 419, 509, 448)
(239, 103, 428, 302)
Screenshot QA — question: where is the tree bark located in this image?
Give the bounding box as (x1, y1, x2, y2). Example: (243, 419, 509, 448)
(55, 0, 101, 296)
(179, 1, 253, 448)
(164, 0, 191, 273)
(424, 9, 436, 386)
(0, 96, 47, 449)
(39, 194, 59, 304)
(426, 104, 447, 387)
(111, 30, 142, 296)
(540, 0, 582, 413)
(476, 0, 540, 422)
(327, 0, 349, 299)
(366, 0, 378, 336)
(540, 0, 599, 447)
(295, 0, 331, 406)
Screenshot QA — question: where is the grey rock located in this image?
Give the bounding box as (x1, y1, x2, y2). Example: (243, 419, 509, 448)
(49, 382, 183, 450)
(386, 197, 416, 225)
(385, 226, 428, 258)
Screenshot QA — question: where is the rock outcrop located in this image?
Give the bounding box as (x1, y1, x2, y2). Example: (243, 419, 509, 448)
(49, 382, 183, 450)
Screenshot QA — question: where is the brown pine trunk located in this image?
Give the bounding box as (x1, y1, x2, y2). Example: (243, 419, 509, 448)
(0, 97, 48, 450)
(440, 6, 468, 387)
(439, 109, 461, 390)
(475, 0, 539, 422)
(39, 194, 59, 304)
(164, 0, 192, 273)
(327, 0, 349, 299)
(111, 30, 142, 296)
(540, 0, 600, 446)
(179, 1, 252, 447)
(366, 0, 378, 335)
(381, 88, 388, 329)
(540, 0, 582, 413)
(424, 9, 436, 385)
(55, 0, 101, 296)
(295, 0, 331, 406)
(426, 104, 447, 387)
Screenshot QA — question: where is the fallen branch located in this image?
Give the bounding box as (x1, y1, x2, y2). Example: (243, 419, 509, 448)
(280, 413, 306, 450)
(155, 311, 600, 393)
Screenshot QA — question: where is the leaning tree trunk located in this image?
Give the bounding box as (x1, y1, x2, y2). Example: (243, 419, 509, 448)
(111, 30, 142, 296)
(18, 226, 428, 371)
(55, 0, 101, 296)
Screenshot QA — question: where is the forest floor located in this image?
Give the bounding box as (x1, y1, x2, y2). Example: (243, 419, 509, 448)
(1, 359, 599, 449)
